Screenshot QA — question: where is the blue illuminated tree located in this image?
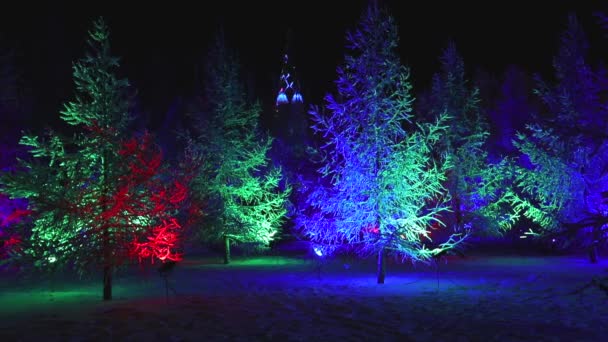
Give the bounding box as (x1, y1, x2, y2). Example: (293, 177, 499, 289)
(489, 65, 537, 155)
(295, 4, 465, 283)
(187, 31, 291, 264)
(424, 43, 514, 236)
(506, 14, 608, 261)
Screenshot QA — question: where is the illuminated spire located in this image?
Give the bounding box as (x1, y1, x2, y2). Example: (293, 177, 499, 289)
(275, 31, 303, 111)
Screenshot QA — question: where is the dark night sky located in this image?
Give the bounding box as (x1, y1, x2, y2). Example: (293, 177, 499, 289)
(2, 1, 608, 129)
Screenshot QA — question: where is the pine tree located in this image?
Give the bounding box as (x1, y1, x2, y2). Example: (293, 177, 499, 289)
(506, 14, 608, 260)
(0, 40, 32, 256)
(0, 18, 197, 299)
(489, 65, 537, 155)
(187, 31, 290, 264)
(295, 4, 465, 284)
(534, 14, 603, 132)
(424, 43, 513, 236)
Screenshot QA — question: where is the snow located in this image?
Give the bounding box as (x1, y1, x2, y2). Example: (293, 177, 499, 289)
(0, 252, 607, 341)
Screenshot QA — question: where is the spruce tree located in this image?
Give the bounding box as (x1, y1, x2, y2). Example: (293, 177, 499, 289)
(424, 43, 513, 236)
(295, 4, 465, 283)
(188, 32, 290, 264)
(0, 18, 195, 299)
(506, 14, 608, 260)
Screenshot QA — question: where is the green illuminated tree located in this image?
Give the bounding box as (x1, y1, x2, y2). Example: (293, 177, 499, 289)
(0, 18, 196, 299)
(187, 32, 290, 264)
(507, 125, 585, 235)
(9, 18, 132, 295)
(295, 4, 466, 284)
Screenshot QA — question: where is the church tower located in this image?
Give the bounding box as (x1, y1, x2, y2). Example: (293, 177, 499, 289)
(272, 30, 308, 148)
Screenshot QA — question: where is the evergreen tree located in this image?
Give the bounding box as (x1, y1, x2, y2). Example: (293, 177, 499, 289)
(187, 31, 290, 264)
(295, 4, 465, 284)
(0, 41, 31, 262)
(489, 65, 537, 155)
(424, 43, 513, 236)
(506, 14, 608, 260)
(0, 18, 197, 299)
(535, 14, 603, 132)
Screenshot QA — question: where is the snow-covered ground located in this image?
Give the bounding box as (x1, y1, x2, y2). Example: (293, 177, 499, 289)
(0, 252, 607, 341)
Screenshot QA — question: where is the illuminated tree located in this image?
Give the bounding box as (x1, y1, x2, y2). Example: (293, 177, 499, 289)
(0, 40, 31, 263)
(187, 32, 290, 264)
(0, 193, 28, 261)
(423, 43, 514, 236)
(295, 4, 465, 284)
(489, 65, 538, 155)
(0, 18, 198, 300)
(506, 14, 608, 261)
(114, 133, 197, 266)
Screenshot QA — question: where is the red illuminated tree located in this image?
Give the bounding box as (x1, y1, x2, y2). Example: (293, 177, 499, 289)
(114, 132, 199, 266)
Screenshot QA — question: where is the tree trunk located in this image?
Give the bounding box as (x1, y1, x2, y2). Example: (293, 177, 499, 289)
(101, 150, 112, 301)
(589, 245, 598, 263)
(589, 225, 600, 264)
(224, 235, 231, 264)
(454, 193, 462, 229)
(377, 249, 386, 284)
(103, 265, 112, 300)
